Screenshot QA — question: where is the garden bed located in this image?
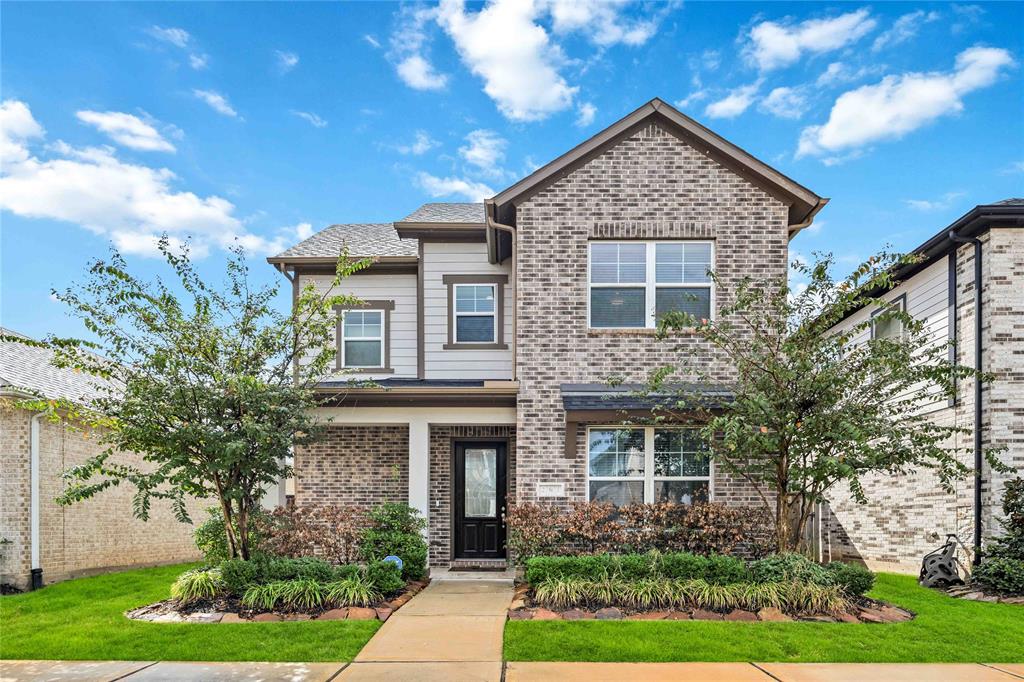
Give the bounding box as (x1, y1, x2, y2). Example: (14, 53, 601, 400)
(126, 578, 429, 623)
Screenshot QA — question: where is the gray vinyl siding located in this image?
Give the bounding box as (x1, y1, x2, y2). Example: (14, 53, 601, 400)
(299, 272, 418, 380)
(422, 241, 513, 379)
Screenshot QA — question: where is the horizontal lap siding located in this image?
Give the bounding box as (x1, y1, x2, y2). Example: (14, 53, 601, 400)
(299, 272, 417, 380)
(422, 242, 513, 379)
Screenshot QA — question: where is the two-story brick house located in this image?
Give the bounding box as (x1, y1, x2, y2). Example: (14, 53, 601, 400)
(268, 98, 827, 570)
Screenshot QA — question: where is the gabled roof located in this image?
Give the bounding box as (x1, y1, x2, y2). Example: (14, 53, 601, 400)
(399, 203, 484, 224)
(490, 97, 826, 232)
(267, 223, 418, 264)
(0, 328, 113, 404)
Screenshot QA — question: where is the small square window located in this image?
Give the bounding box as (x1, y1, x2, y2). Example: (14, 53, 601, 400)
(872, 297, 906, 340)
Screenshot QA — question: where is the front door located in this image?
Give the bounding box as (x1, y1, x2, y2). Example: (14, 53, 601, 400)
(454, 441, 507, 559)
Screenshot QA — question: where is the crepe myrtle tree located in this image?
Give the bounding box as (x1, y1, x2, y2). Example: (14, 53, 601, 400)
(11, 238, 369, 560)
(644, 252, 1009, 554)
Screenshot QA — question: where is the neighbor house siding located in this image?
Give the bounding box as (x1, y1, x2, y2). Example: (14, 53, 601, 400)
(422, 241, 513, 379)
(0, 404, 203, 590)
(297, 272, 418, 380)
(514, 120, 789, 510)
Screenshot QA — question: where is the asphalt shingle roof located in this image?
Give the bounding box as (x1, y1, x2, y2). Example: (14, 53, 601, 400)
(560, 383, 733, 411)
(0, 328, 114, 404)
(399, 203, 485, 224)
(992, 198, 1024, 206)
(271, 223, 418, 260)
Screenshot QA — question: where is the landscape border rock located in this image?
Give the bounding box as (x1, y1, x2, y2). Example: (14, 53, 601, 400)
(945, 584, 1024, 605)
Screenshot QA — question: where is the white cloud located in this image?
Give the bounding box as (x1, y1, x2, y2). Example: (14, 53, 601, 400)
(705, 81, 761, 119)
(146, 25, 207, 70)
(396, 55, 449, 90)
(546, 0, 662, 47)
(293, 222, 314, 240)
(744, 9, 877, 71)
(951, 4, 985, 34)
(459, 129, 507, 170)
(364, 34, 381, 49)
(798, 47, 1015, 158)
(759, 86, 807, 120)
(437, 0, 576, 122)
(291, 110, 327, 128)
(1001, 160, 1024, 174)
(147, 25, 190, 49)
(276, 50, 299, 73)
(575, 102, 597, 126)
(193, 89, 239, 118)
(675, 90, 708, 110)
(416, 172, 495, 202)
(872, 10, 940, 52)
(395, 131, 439, 155)
(904, 191, 965, 211)
(76, 110, 176, 152)
(0, 100, 298, 258)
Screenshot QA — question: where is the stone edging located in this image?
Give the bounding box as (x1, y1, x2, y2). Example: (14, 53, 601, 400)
(945, 584, 1024, 604)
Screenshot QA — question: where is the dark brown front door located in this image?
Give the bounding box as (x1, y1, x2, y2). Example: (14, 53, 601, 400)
(454, 441, 507, 560)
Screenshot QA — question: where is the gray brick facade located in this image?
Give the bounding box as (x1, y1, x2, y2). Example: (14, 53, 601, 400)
(514, 121, 788, 510)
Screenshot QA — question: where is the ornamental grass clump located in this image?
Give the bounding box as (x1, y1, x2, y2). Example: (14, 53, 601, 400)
(170, 568, 225, 605)
(325, 574, 381, 607)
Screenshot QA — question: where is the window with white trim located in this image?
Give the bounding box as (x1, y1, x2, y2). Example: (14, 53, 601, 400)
(340, 310, 384, 368)
(587, 426, 711, 505)
(454, 283, 497, 343)
(871, 295, 906, 340)
(589, 241, 713, 328)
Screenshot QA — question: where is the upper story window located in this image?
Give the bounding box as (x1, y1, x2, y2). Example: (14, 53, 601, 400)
(442, 274, 509, 350)
(587, 426, 711, 506)
(334, 300, 395, 373)
(871, 295, 906, 340)
(455, 284, 496, 343)
(589, 241, 713, 329)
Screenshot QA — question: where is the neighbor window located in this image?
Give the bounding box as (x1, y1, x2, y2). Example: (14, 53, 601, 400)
(341, 310, 383, 368)
(587, 426, 711, 505)
(454, 284, 497, 343)
(589, 241, 713, 328)
(871, 295, 906, 340)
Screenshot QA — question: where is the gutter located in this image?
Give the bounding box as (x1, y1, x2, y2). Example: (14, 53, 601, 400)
(948, 228, 984, 565)
(485, 200, 518, 382)
(789, 197, 830, 237)
(29, 411, 45, 589)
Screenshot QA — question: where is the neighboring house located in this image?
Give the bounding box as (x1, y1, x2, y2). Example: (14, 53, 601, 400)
(268, 98, 827, 569)
(0, 329, 205, 589)
(824, 200, 1024, 573)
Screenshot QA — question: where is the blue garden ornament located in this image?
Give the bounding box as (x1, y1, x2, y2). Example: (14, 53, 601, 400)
(383, 555, 403, 572)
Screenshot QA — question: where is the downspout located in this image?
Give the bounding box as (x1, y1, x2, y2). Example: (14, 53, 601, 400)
(949, 229, 984, 565)
(29, 411, 46, 589)
(485, 200, 517, 382)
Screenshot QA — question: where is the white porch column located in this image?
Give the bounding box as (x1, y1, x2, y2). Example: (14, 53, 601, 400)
(408, 418, 430, 527)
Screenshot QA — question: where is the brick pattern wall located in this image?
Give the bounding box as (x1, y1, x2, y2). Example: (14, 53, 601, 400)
(824, 229, 1024, 572)
(428, 425, 516, 566)
(1, 405, 203, 589)
(514, 121, 787, 511)
(294, 425, 409, 510)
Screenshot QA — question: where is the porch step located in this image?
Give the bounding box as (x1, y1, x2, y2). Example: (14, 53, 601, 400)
(450, 559, 508, 570)
(430, 567, 515, 583)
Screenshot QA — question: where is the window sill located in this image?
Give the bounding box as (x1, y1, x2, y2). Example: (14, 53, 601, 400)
(442, 343, 509, 350)
(336, 367, 395, 374)
(587, 328, 700, 337)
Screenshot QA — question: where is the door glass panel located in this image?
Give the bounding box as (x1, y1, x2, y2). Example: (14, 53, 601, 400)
(464, 448, 497, 517)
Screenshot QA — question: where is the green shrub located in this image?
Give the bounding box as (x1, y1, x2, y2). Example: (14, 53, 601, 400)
(987, 478, 1024, 562)
(750, 553, 829, 585)
(170, 568, 225, 604)
(782, 582, 850, 614)
(658, 552, 709, 580)
(242, 581, 286, 611)
(278, 579, 328, 610)
(333, 564, 362, 581)
(220, 557, 269, 596)
(365, 560, 404, 595)
(360, 503, 428, 580)
(524, 555, 613, 584)
(703, 554, 749, 585)
(973, 557, 1024, 596)
(533, 577, 590, 609)
(193, 507, 271, 564)
(266, 557, 336, 583)
(826, 561, 875, 596)
(612, 553, 657, 580)
(325, 574, 380, 607)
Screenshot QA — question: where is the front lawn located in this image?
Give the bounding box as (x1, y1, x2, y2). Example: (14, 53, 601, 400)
(504, 573, 1024, 663)
(0, 563, 379, 662)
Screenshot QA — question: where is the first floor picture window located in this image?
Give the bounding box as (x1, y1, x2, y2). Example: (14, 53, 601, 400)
(341, 309, 383, 368)
(588, 426, 711, 505)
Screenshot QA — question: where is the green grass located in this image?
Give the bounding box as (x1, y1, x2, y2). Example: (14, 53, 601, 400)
(504, 573, 1024, 663)
(0, 563, 380, 662)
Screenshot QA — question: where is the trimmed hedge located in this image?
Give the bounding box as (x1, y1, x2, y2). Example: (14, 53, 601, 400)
(973, 557, 1024, 596)
(218, 556, 402, 598)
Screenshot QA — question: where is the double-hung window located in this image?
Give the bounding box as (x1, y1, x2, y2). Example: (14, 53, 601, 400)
(454, 284, 497, 343)
(587, 426, 711, 505)
(589, 241, 713, 328)
(340, 310, 384, 368)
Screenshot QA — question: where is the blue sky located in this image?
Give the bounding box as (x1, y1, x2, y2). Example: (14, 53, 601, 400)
(2, 1, 1022, 341)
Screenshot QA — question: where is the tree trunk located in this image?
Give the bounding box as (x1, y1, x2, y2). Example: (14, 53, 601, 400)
(218, 496, 240, 560)
(237, 502, 250, 561)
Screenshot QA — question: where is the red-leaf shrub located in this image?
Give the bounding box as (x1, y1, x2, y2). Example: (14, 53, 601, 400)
(505, 501, 773, 560)
(263, 505, 367, 564)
